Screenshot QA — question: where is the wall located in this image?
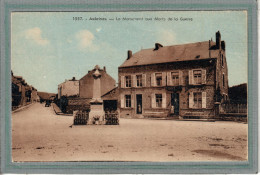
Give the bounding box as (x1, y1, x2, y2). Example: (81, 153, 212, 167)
(119, 59, 217, 119)
(58, 80, 79, 99)
(79, 69, 116, 98)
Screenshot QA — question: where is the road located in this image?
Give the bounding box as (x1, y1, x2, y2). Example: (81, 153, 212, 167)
(12, 103, 248, 162)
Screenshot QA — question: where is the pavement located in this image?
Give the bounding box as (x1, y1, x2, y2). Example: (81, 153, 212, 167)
(12, 102, 248, 162)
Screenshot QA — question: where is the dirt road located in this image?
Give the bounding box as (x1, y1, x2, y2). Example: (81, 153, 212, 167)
(12, 103, 247, 162)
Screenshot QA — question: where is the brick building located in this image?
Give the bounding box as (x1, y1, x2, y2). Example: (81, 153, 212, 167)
(118, 31, 228, 119)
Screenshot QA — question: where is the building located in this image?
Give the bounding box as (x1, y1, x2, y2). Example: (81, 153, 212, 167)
(101, 87, 119, 111)
(12, 71, 38, 110)
(79, 65, 116, 99)
(58, 65, 116, 114)
(58, 77, 79, 99)
(118, 31, 228, 119)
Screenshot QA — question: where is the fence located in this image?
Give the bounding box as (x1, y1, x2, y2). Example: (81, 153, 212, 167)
(73, 110, 119, 125)
(73, 111, 89, 125)
(105, 112, 119, 125)
(220, 103, 247, 114)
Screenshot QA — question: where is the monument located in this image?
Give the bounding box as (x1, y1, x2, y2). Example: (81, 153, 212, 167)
(87, 65, 106, 125)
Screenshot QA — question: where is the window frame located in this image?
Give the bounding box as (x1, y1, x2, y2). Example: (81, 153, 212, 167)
(155, 94, 163, 108)
(171, 71, 179, 86)
(155, 73, 163, 86)
(125, 75, 132, 88)
(136, 74, 143, 87)
(193, 92, 202, 109)
(125, 94, 131, 108)
(193, 69, 202, 85)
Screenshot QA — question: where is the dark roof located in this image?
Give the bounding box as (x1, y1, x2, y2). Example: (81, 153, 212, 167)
(119, 41, 219, 68)
(101, 87, 118, 100)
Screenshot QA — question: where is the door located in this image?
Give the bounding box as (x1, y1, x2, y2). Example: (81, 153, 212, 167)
(171, 93, 179, 115)
(136, 94, 142, 114)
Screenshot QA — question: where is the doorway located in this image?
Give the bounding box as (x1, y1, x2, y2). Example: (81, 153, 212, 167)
(136, 94, 142, 114)
(171, 93, 179, 115)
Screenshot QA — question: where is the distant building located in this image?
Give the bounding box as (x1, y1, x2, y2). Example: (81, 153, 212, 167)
(118, 31, 228, 119)
(58, 77, 79, 99)
(12, 71, 38, 109)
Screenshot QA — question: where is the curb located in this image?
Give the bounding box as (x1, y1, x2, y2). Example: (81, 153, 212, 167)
(12, 103, 35, 113)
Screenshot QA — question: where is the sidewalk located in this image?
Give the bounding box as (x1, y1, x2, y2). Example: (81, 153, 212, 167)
(12, 102, 35, 113)
(52, 103, 72, 116)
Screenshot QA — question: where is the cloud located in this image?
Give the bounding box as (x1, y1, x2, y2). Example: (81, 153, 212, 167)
(156, 29, 176, 45)
(75, 30, 98, 52)
(25, 27, 49, 46)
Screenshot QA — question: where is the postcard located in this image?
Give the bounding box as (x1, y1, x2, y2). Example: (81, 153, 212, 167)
(1, 1, 257, 174)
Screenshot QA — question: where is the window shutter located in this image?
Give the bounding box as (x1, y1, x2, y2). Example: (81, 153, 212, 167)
(202, 69, 206, 84)
(151, 93, 155, 108)
(167, 72, 171, 86)
(189, 70, 193, 85)
(179, 71, 183, 85)
(132, 75, 136, 87)
(162, 72, 166, 86)
(121, 76, 125, 88)
(131, 94, 135, 108)
(142, 74, 146, 87)
(151, 73, 155, 87)
(202, 92, 206, 108)
(162, 93, 166, 108)
(120, 94, 124, 108)
(189, 92, 194, 108)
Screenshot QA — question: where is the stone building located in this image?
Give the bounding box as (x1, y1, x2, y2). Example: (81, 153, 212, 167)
(118, 31, 228, 119)
(58, 77, 79, 99)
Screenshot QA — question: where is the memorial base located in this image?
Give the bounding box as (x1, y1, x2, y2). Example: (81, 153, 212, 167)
(87, 103, 105, 125)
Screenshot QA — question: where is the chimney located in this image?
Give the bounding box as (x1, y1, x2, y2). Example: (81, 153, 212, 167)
(221, 41, 225, 50)
(127, 50, 132, 60)
(72, 77, 76, 81)
(154, 43, 163, 50)
(216, 31, 221, 49)
(103, 66, 106, 72)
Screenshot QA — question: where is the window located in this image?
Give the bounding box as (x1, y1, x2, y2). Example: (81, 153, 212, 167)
(155, 73, 162, 86)
(171, 72, 179, 86)
(193, 92, 202, 108)
(136, 75, 142, 87)
(221, 54, 224, 67)
(155, 94, 162, 107)
(193, 70, 202, 84)
(125, 95, 131, 107)
(125, 75, 131, 87)
(223, 74, 225, 88)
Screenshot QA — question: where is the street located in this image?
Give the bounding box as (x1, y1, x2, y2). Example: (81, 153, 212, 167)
(12, 103, 247, 162)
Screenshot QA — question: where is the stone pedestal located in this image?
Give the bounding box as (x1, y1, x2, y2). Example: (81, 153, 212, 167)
(88, 101, 105, 125)
(87, 65, 106, 125)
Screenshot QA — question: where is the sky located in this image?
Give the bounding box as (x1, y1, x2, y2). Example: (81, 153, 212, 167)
(11, 11, 247, 93)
